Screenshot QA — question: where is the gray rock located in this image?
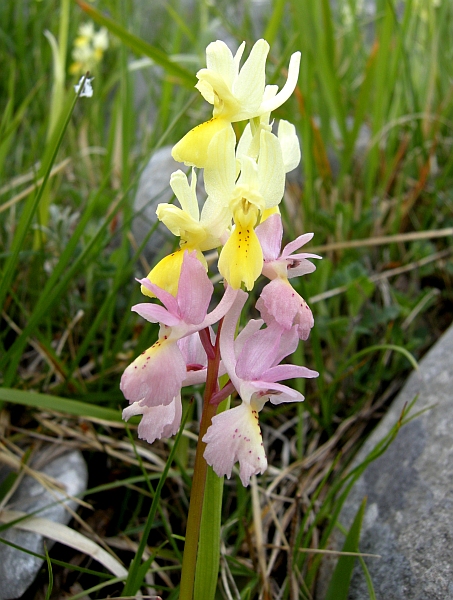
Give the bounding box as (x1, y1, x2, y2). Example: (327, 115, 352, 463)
(317, 321, 453, 600)
(0, 449, 88, 599)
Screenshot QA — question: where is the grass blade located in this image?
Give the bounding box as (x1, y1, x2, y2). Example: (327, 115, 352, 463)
(324, 498, 367, 600)
(0, 388, 122, 422)
(121, 400, 192, 596)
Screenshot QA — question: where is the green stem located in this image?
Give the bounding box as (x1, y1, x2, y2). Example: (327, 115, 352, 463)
(179, 324, 222, 600)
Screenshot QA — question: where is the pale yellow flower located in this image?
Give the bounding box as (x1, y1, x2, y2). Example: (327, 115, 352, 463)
(142, 169, 230, 298)
(172, 39, 301, 168)
(203, 125, 286, 290)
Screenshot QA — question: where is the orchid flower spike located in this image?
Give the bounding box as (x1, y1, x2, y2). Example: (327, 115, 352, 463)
(203, 291, 318, 486)
(172, 39, 301, 167)
(255, 214, 321, 339)
(121, 251, 238, 412)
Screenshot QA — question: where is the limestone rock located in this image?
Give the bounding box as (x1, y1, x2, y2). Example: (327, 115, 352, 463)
(317, 322, 453, 599)
(0, 449, 88, 600)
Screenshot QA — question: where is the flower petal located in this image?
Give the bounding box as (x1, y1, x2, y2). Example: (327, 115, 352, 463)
(123, 396, 182, 444)
(171, 118, 230, 168)
(169, 169, 199, 220)
(235, 325, 282, 380)
(120, 340, 186, 407)
(257, 51, 301, 115)
(256, 278, 314, 340)
(200, 284, 241, 330)
(240, 379, 305, 405)
(132, 302, 180, 328)
(260, 364, 319, 383)
(255, 213, 283, 261)
(203, 402, 267, 486)
(281, 232, 314, 257)
(257, 130, 285, 208)
(140, 251, 186, 298)
(278, 120, 301, 173)
(177, 251, 213, 325)
(203, 125, 237, 202)
(204, 40, 236, 88)
(218, 289, 248, 391)
(232, 39, 269, 120)
(218, 224, 263, 291)
(233, 318, 264, 359)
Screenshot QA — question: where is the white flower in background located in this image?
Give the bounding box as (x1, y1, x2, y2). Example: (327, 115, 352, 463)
(74, 76, 94, 98)
(341, 0, 365, 28)
(70, 22, 109, 76)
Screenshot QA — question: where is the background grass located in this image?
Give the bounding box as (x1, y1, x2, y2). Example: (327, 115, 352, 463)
(1, 0, 452, 598)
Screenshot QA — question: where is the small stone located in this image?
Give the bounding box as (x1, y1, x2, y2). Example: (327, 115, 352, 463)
(0, 449, 88, 600)
(316, 322, 453, 599)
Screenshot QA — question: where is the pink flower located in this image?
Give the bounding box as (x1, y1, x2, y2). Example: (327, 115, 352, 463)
(256, 279, 314, 341)
(122, 331, 214, 444)
(255, 214, 320, 339)
(256, 213, 321, 280)
(123, 395, 183, 445)
(121, 251, 238, 429)
(203, 292, 318, 485)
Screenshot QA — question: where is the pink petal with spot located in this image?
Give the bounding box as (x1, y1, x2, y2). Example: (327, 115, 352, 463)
(203, 402, 267, 486)
(120, 339, 186, 407)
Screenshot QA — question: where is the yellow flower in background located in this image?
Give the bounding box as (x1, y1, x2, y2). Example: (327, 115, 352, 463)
(172, 39, 301, 167)
(70, 22, 109, 76)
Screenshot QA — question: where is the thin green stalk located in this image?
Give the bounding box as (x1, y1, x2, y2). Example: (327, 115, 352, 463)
(179, 324, 223, 600)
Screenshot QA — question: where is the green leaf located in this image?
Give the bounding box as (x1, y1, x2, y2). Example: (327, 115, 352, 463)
(0, 84, 79, 321)
(193, 466, 223, 600)
(264, 0, 287, 47)
(0, 388, 122, 422)
(324, 497, 367, 600)
(44, 542, 54, 600)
